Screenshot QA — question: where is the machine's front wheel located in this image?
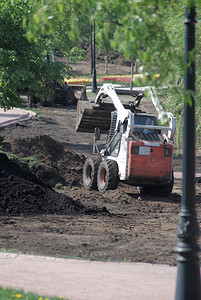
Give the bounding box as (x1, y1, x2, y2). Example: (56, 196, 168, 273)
(83, 156, 102, 190)
(97, 159, 119, 192)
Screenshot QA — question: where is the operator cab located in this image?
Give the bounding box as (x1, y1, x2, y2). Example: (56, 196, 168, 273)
(131, 112, 165, 143)
(133, 113, 159, 134)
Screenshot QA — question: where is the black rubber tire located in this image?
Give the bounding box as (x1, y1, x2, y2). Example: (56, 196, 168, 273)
(138, 170, 174, 196)
(83, 156, 102, 190)
(97, 159, 119, 193)
(62, 86, 76, 106)
(159, 170, 174, 195)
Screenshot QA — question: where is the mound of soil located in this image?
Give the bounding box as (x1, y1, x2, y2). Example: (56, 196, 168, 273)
(2, 135, 85, 187)
(0, 152, 85, 216)
(0, 152, 47, 188)
(0, 152, 108, 216)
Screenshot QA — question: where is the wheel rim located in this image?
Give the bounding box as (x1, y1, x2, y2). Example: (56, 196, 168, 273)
(100, 167, 107, 187)
(86, 165, 92, 184)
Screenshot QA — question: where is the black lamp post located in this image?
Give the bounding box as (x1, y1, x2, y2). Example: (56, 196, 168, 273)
(90, 23, 93, 76)
(175, 6, 201, 300)
(92, 22, 97, 93)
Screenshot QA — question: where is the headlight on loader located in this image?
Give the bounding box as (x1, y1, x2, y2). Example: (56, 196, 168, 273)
(131, 146, 139, 155)
(164, 148, 172, 157)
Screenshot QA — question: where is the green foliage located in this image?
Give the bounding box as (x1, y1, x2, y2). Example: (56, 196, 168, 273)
(0, 150, 38, 173)
(0, 286, 68, 300)
(95, 17, 117, 74)
(55, 182, 63, 189)
(159, 1, 201, 148)
(26, 0, 65, 42)
(0, 0, 32, 108)
(0, 0, 71, 109)
(1, 0, 201, 145)
(28, 0, 179, 82)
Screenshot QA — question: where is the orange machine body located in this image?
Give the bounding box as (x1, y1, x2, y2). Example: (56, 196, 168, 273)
(127, 139, 173, 185)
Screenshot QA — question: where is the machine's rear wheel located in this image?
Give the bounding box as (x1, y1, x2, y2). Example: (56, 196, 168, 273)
(97, 159, 119, 192)
(83, 156, 102, 190)
(158, 171, 174, 195)
(62, 85, 76, 106)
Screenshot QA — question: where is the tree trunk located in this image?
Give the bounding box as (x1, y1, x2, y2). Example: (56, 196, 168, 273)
(28, 94, 33, 108)
(130, 59, 134, 90)
(105, 52, 109, 75)
(66, 55, 70, 67)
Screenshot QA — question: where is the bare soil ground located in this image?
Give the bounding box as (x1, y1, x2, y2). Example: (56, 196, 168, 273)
(0, 61, 201, 266)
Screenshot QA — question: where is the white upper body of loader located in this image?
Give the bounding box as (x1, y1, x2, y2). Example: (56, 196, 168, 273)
(95, 84, 176, 181)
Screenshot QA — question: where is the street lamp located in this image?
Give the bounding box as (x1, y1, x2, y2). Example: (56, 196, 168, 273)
(90, 23, 93, 76)
(175, 6, 201, 300)
(91, 22, 97, 93)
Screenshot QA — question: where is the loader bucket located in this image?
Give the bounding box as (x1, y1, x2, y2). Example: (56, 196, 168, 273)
(70, 84, 88, 101)
(75, 100, 113, 133)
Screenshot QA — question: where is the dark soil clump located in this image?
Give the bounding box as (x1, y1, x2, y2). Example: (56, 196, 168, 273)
(0, 170, 85, 216)
(0, 152, 84, 216)
(1, 135, 85, 187)
(0, 153, 108, 216)
(0, 152, 47, 188)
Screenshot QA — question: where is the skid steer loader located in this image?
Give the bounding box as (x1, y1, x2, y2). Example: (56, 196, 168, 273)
(77, 83, 176, 195)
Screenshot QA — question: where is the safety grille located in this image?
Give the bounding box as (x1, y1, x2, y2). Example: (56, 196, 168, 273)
(107, 111, 117, 143)
(132, 132, 164, 142)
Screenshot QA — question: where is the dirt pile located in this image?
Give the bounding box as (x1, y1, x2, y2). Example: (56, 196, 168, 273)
(0, 135, 88, 216)
(0, 152, 86, 216)
(0, 151, 108, 216)
(1, 135, 85, 187)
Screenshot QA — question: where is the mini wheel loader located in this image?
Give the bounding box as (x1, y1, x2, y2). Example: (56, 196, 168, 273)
(76, 83, 176, 195)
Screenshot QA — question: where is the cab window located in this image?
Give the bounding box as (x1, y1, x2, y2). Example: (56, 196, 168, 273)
(133, 115, 158, 133)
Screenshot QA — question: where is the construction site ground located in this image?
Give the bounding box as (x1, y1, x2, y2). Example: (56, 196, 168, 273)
(0, 60, 201, 299)
(1, 101, 201, 266)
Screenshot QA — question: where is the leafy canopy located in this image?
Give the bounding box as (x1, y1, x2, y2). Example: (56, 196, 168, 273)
(1, 0, 201, 146)
(0, 0, 70, 109)
(27, 0, 201, 147)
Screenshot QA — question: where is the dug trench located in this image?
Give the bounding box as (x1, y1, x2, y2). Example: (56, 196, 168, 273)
(0, 103, 201, 265)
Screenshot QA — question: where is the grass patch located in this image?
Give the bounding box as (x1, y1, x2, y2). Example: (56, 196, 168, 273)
(0, 287, 68, 300)
(120, 199, 129, 204)
(55, 183, 63, 189)
(22, 107, 39, 114)
(0, 248, 19, 253)
(0, 150, 38, 172)
(55, 254, 90, 261)
(26, 157, 39, 171)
